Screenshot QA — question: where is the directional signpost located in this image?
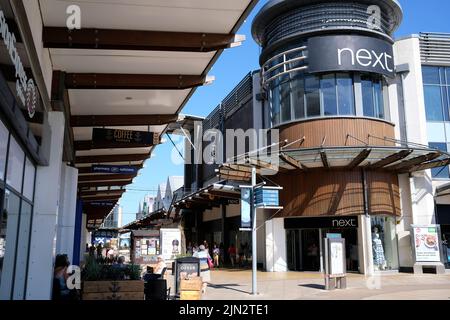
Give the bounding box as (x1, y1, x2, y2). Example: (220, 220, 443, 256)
(240, 168, 283, 295)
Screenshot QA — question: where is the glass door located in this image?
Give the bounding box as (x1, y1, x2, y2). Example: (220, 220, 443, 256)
(300, 229, 320, 271)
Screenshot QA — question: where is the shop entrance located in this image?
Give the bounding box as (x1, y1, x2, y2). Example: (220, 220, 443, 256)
(286, 224, 359, 272)
(286, 229, 320, 271)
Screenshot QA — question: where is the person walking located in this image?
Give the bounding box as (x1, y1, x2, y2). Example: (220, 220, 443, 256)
(212, 243, 220, 268)
(193, 245, 211, 293)
(228, 244, 237, 268)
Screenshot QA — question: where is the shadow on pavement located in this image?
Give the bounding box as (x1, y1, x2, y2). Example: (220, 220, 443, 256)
(298, 284, 326, 290)
(208, 283, 249, 294)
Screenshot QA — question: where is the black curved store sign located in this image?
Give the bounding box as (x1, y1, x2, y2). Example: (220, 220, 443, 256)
(308, 35, 395, 78)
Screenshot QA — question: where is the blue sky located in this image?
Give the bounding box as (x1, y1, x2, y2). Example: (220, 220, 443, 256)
(119, 0, 450, 225)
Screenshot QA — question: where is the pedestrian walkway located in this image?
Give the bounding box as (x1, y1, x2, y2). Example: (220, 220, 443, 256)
(201, 269, 450, 300)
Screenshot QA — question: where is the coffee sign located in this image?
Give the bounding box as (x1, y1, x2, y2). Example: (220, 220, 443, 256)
(92, 128, 160, 146)
(307, 35, 395, 78)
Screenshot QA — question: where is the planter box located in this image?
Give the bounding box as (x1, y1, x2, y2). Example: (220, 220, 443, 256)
(82, 280, 144, 300)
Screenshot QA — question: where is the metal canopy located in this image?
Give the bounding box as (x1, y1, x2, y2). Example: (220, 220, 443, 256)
(219, 145, 450, 181)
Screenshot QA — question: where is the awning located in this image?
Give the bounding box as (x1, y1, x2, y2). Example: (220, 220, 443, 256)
(218, 145, 450, 181)
(120, 208, 170, 232)
(30, 0, 257, 224)
(173, 183, 240, 210)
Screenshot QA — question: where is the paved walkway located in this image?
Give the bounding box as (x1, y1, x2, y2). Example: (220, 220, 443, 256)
(196, 269, 450, 300)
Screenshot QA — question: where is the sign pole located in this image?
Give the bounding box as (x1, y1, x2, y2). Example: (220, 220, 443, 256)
(251, 167, 257, 295)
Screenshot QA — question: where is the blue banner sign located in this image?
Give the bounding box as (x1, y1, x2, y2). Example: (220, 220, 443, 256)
(254, 187, 280, 208)
(90, 201, 114, 207)
(92, 165, 139, 174)
(240, 186, 253, 229)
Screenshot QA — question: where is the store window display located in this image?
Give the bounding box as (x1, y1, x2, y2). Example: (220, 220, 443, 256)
(371, 216, 399, 271)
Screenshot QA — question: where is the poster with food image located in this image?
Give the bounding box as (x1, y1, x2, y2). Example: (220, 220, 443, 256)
(412, 225, 441, 262)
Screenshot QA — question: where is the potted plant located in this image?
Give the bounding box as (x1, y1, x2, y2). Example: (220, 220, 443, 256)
(81, 257, 144, 300)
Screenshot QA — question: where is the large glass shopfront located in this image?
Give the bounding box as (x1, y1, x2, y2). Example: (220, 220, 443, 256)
(285, 216, 359, 272)
(0, 119, 36, 300)
(370, 215, 399, 271)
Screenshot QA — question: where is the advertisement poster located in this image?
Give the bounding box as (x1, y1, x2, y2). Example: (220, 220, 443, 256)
(240, 187, 252, 229)
(412, 225, 441, 262)
(330, 242, 344, 275)
(160, 228, 181, 260)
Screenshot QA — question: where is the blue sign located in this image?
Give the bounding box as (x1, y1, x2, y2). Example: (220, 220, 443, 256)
(241, 186, 252, 229)
(90, 201, 114, 207)
(254, 187, 280, 207)
(326, 233, 342, 239)
(92, 165, 139, 174)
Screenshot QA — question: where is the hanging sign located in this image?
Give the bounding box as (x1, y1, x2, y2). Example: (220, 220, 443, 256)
(254, 186, 281, 208)
(92, 128, 159, 146)
(240, 186, 252, 230)
(92, 165, 139, 174)
(89, 201, 114, 207)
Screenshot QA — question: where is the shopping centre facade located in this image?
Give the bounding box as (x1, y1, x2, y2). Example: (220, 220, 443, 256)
(0, 0, 256, 300)
(175, 0, 450, 276)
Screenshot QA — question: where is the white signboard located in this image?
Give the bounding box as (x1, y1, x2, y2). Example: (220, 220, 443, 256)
(412, 225, 441, 262)
(160, 228, 181, 260)
(330, 242, 344, 275)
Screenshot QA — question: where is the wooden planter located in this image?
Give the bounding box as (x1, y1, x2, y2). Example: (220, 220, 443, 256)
(82, 280, 144, 300)
(179, 277, 203, 300)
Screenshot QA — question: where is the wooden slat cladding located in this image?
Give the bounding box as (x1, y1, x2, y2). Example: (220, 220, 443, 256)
(366, 171, 401, 216)
(273, 169, 400, 217)
(278, 118, 395, 148)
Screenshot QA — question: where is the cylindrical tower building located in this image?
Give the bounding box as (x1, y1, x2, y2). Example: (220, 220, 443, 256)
(252, 0, 405, 274)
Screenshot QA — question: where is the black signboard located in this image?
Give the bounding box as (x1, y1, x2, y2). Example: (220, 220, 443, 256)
(308, 35, 395, 78)
(174, 257, 201, 295)
(284, 216, 358, 229)
(92, 128, 159, 146)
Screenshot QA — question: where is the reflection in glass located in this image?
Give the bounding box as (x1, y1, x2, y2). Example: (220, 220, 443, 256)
(336, 73, 355, 115)
(292, 76, 305, 120)
(13, 201, 32, 300)
(429, 142, 449, 178)
(280, 81, 292, 123)
(371, 216, 399, 271)
(321, 75, 337, 116)
(305, 76, 320, 117)
(362, 77, 375, 117)
(374, 82, 385, 119)
(0, 190, 20, 299)
(422, 66, 440, 85)
(0, 120, 8, 180)
(424, 86, 444, 121)
(6, 137, 24, 192)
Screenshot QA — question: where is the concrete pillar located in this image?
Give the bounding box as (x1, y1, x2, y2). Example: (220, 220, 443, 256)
(358, 215, 374, 275)
(265, 218, 287, 272)
(26, 112, 64, 300)
(56, 165, 78, 260)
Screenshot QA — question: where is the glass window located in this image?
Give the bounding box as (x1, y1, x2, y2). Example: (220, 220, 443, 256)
(336, 73, 355, 115)
(13, 201, 32, 300)
(424, 86, 444, 121)
(429, 143, 449, 178)
(280, 81, 292, 123)
(374, 81, 385, 119)
(362, 77, 375, 117)
(305, 75, 320, 117)
(0, 190, 20, 299)
(443, 86, 450, 121)
(6, 137, 24, 192)
(292, 76, 305, 120)
(23, 158, 35, 201)
(0, 120, 8, 180)
(270, 84, 281, 126)
(371, 216, 399, 271)
(446, 67, 450, 85)
(422, 66, 440, 85)
(321, 75, 337, 116)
